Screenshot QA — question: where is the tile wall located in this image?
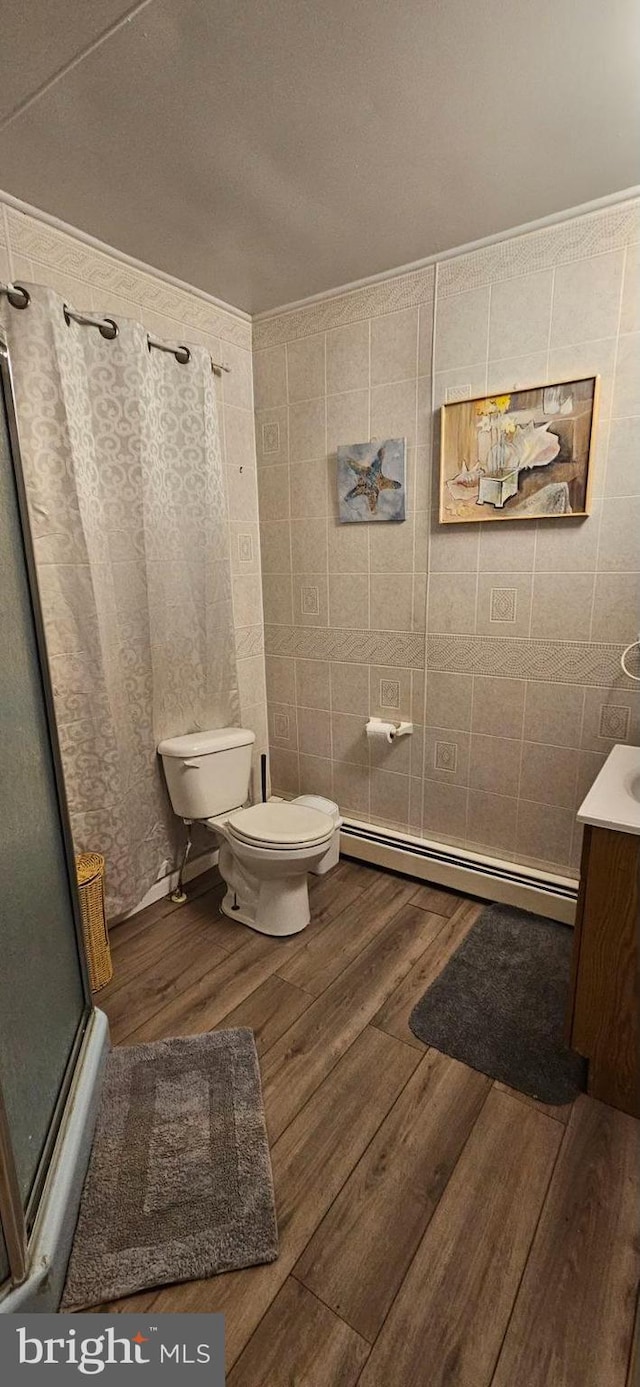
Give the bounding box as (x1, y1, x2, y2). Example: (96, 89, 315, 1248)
(0, 194, 268, 795)
(253, 197, 640, 878)
(2, 189, 638, 881)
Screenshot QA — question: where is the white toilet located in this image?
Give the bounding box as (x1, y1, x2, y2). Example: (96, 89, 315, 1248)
(158, 727, 341, 936)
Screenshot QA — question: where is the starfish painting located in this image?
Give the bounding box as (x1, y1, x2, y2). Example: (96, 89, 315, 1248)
(337, 438, 406, 522)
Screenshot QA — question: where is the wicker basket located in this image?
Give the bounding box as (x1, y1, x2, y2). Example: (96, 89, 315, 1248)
(75, 851, 112, 993)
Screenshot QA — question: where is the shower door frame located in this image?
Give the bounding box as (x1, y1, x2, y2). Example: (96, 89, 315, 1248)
(0, 330, 92, 1293)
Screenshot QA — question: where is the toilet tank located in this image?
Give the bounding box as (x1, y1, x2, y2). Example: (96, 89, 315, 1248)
(158, 728, 256, 820)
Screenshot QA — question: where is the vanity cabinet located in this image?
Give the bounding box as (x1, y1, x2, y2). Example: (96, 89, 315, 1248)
(566, 823, 639, 1118)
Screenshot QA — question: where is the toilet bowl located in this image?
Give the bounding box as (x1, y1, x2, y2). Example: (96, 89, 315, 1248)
(210, 800, 339, 936)
(158, 729, 341, 936)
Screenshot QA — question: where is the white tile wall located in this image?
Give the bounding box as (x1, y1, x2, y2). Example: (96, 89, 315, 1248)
(256, 194, 640, 876)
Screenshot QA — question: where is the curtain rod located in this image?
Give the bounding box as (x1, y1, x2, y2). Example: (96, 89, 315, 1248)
(0, 283, 231, 374)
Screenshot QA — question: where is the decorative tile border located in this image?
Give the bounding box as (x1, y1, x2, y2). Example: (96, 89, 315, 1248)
(438, 198, 640, 299)
(427, 634, 639, 688)
(4, 205, 252, 350)
(6, 193, 638, 354)
(235, 624, 264, 659)
(265, 625, 640, 686)
(264, 625, 425, 668)
(254, 197, 639, 348)
(253, 265, 435, 349)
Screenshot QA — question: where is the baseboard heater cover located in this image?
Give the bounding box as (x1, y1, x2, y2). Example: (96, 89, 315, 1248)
(340, 819, 577, 924)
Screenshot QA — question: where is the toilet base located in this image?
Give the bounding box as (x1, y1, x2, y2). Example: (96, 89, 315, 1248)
(219, 889, 258, 931)
(220, 877, 311, 936)
(207, 804, 341, 938)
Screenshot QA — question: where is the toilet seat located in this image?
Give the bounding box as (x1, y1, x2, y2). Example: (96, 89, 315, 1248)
(227, 801, 334, 850)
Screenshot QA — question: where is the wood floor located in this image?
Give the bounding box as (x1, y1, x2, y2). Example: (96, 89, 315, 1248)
(100, 858, 640, 1386)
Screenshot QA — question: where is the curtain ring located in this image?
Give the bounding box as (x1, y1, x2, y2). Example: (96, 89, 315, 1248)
(146, 335, 191, 365)
(7, 284, 30, 310)
(63, 305, 118, 340)
(98, 318, 118, 341)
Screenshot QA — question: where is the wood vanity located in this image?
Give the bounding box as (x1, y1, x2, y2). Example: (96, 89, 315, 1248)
(566, 746, 640, 1119)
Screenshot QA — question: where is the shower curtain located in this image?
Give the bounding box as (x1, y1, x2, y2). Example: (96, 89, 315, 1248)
(1, 287, 239, 916)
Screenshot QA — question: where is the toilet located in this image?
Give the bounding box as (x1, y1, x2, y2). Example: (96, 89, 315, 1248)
(158, 727, 341, 936)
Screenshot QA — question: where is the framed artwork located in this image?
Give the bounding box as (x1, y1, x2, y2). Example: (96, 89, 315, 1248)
(439, 377, 599, 523)
(337, 438, 406, 522)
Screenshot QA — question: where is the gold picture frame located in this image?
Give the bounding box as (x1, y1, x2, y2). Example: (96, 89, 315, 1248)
(439, 376, 599, 524)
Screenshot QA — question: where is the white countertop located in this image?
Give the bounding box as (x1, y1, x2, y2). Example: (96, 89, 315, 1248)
(577, 743, 640, 836)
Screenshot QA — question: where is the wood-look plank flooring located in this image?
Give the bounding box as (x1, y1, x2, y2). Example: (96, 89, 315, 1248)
(101, 858, 640, 1384)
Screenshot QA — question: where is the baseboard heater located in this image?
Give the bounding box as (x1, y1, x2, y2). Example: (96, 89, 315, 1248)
(340, 818, 578, 925)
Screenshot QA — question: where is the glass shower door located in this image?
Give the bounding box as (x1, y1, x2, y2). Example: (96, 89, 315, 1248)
(0, 334, 90, 1287)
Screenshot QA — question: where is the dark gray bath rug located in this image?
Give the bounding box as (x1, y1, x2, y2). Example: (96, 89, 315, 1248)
(62, 1028, 278, 1310)
(409, 902, 587, 1105)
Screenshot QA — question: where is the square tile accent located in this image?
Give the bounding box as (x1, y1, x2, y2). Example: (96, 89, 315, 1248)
(300, 585, 319, 616)
(273, 711, 290, 740)
(238, 533, 254, 564)
(434, 740, 458, 773)
(261, 420, 280, 455)
(379, 678, 400, 710)
(445, 383, 472, 402)
(477, 576, 532, 640)
(490, 587, 517, 623)
(599, 704, 631, 741)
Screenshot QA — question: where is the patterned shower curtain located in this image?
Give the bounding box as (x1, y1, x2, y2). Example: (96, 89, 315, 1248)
(1, 287, 239, 916)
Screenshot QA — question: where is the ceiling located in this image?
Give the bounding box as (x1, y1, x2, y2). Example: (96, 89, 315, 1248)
(0, 0, 638, 313)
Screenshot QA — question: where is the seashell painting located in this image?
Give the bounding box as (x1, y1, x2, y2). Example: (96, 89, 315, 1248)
(439, 377, 598, 524)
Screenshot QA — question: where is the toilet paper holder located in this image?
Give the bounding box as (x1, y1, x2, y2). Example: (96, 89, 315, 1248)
(366, 716, 413, 741)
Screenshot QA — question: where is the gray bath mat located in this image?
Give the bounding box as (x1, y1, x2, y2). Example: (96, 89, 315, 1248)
(409, 903, 587, 1105)
(62, 1029, 278, 1309)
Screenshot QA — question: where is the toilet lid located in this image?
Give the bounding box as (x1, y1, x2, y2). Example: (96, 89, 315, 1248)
(227, 802, 334, 847)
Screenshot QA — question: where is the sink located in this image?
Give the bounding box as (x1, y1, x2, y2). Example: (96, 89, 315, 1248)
(577, 744, 640, 836)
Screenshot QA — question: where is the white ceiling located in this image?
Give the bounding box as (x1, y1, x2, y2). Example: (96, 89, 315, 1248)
(0, 0, 638, 313)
